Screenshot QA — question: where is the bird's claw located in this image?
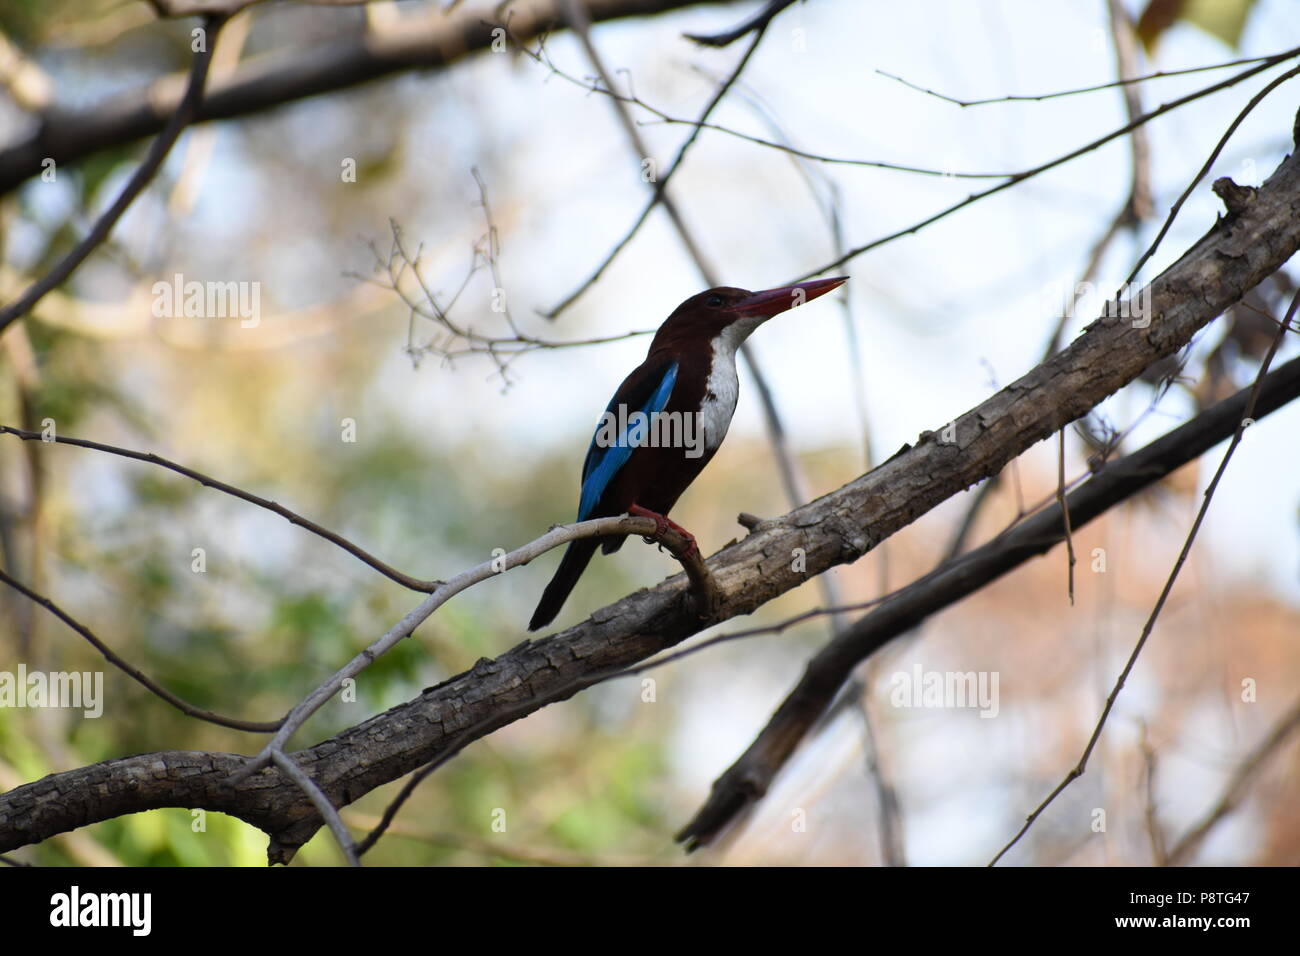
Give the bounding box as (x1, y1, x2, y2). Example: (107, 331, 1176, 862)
(629, 504, 698, 559)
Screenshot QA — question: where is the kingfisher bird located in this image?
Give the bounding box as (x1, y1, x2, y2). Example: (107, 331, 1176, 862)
(528, 276, 848, 631)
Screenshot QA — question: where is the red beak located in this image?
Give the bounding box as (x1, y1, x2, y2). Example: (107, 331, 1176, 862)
(728, 276, 848, 319)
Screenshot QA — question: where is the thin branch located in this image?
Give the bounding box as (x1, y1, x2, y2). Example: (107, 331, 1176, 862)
(1057, 429, 1076, 605)
(0, 424, 441, 592)
(0, 0, 737, 197)
(270, 750, 359, 866)
(544, 25, 769, 319)
(679, 345, 1300, 851)
(229, 511, 714, 787)
(1166, 694, 1300, 865)
(876, 46, 1300, 107)
(801, 52, 1300, 281)
(857, 680, 906, 866)
(989, 289, 1299, 866)
(470, 166, 521, 338)
(1120, 63, 1300, 293)
(1108, 0, 1154, 223)
(0, 565, 281, 732)
(1138, 722, 1167, 866)
(373, 214, 653, 381)
(0, 14, 226, 337)
(683, 0, 798, 46)
(524, 38, 1013, 180)
(639, 119, 1014, 177)
(554, 0, 714, 278)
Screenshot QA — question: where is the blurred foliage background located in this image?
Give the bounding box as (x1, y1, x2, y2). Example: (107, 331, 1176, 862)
(1, 0, 1298, 865)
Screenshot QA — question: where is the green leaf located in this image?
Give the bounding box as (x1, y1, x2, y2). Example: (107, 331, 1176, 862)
(1183, 0, 1257, 50)
(1138, 0, 1258, 52)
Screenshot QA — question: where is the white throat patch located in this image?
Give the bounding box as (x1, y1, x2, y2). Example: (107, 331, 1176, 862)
(700, 317, 765, 453)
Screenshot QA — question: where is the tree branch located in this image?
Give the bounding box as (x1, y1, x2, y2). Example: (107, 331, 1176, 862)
(681, 346, 1300, 851)
(682, 0, 798, 47)
(798, 52, 1300, 280)
(989, 286, 1299, 865)
(0, 0, 738, 198)
(0, 423, 442, 592)
(0, 14, 226, 337)
(1166, 694, 1300, 865)
(3, 137, 1299, 858)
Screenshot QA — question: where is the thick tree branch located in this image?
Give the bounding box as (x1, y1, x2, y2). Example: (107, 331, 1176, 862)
(0, 0, 735, 197)
(989, 288, 1298, 865)
(2, 136, 1299, 858)
(679, 349, 1300, 850)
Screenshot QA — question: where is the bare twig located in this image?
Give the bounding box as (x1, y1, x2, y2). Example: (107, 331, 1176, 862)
(678, 347, 1300, 851)
(989, 289, 1299, 866)
(270, 750, 359, 866)
(554, 0, 713, 276)
(802, 52, 1300, 281)
(229, 511, 715, 787)
(876, 46, 1300, 107)
(1057, 429, 1076, 605)
(1108, 0, 1153, 222)
(376, 211, 653, 381)
(0, 565, 281, 732)
(0, 14, 226, 337)
(683, 0, 798, 47)
(524, 40, 1012, 179)
(858, 682, 906, 866)
(1120, 63, 1300, 293)
(544, 26, 769, 318)
(1166, 695, 1300, 865)
(1138, 722, 1167, 866)
(470, 167, 519, 334)
(0, 424, 440, 592)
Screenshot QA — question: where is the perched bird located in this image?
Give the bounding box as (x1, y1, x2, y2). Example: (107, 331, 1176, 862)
(529, 276, 848, 631)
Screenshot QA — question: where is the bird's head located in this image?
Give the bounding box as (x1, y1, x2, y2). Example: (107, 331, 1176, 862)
(650, 276, 848, 355)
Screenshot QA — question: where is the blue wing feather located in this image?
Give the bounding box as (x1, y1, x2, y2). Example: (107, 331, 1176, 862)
(578, 362, 678, 520)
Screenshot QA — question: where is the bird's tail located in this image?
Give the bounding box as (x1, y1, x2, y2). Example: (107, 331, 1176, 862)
(528, 537, 601, 631)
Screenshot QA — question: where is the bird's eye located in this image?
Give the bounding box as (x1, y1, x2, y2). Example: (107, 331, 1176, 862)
(705, 294, 724, 308)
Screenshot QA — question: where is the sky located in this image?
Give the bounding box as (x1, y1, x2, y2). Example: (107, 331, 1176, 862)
(306, 0, 1300, 601)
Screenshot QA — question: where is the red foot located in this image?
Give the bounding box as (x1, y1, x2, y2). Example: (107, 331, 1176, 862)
(628, 503, 698, 558)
